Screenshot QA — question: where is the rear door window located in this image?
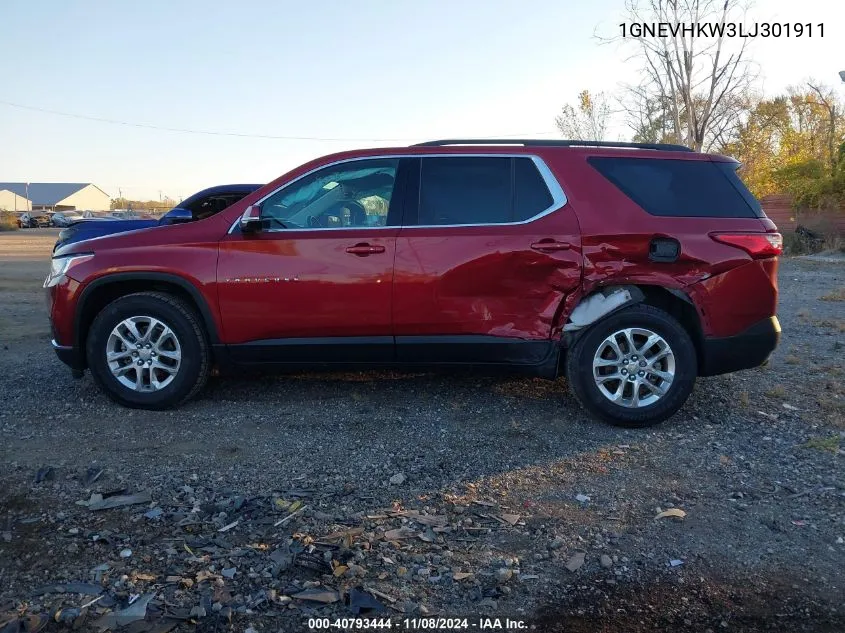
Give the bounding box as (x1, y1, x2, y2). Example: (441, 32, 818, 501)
(514, 157, 553, 221)
(413, 156, 556, 226)
(588, 157, 762, 218)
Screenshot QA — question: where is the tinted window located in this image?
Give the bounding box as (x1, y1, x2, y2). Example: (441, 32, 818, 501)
(419, 157, 511, 225)
(588, 157, 759, 218)
(416, 157, 555, 226)
(261, 159, 398, 229)
(514, 157, 553, 221)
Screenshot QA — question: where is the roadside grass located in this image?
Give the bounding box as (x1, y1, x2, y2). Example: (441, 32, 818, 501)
(765, 384, 786, 399)
(802, 435, 841, 453)
(0, 212, 20, 231)
(812, 318, 845, 333)
(820, 287, 845, 302)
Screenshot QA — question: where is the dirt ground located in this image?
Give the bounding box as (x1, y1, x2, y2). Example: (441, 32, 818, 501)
(0, 229, 843, 632)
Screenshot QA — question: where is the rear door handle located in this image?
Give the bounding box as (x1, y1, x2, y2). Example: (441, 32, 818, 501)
(530, 240, 570, 252)
(346, 243, 386, 256)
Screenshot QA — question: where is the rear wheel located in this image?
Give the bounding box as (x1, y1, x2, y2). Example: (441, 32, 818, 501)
(565, 304, 697, 427)
(86, 292, 210, 409)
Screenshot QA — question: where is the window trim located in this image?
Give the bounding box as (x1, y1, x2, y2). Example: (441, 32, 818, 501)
(228, 154, 567, 234)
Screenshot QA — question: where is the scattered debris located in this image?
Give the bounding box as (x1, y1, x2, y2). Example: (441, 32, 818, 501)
(384, 527, 416, 541)
(347, 587, 386, 614)
(84, 467, 104, 486)
(218, 519, 239, 532)
(565, 552, 586, 572)
(575, 493, 591, 503)
(389, 473, 406, 485)
(119, 548, 132, 558)
(293, 588, 340, 604)
(669, 559, 684, 567)
(34, 466, 55, 484)
(499, 513, 521, 526)
(144, 507, 164, 520)
(655, 508, 687, 520)
(93, 593, 154, 629)
(86, 490, 152, 511)
(273, 504, 308, 527)
(496, 568, 513, 584)
(31, 582, 103, 596)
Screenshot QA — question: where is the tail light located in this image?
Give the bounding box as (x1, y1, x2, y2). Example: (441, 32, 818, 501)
(710, 232, 783, 258)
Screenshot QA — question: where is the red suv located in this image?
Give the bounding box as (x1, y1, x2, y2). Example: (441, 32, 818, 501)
(46, 140, 781, 427)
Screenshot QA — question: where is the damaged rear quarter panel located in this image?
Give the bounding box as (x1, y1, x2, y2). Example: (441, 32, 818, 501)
(544, 150, 772, 337)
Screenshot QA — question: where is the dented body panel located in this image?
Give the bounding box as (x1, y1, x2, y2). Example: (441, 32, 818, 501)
(393, 206, 582, 340)
(543, 149, 777, 339)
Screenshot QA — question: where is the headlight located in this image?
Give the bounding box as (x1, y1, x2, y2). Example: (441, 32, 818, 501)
(45, 253, 93, 287)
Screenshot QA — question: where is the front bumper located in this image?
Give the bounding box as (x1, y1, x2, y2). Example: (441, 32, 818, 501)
(699, 316, 781, 377)
(52, 339, 85, 372)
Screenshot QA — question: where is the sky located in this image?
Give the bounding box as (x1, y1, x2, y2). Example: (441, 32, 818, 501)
(0, 0, 843, 201)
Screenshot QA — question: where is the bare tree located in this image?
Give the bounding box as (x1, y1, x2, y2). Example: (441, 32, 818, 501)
(608, 0, 757, 151)
(555, 90, 612, 140)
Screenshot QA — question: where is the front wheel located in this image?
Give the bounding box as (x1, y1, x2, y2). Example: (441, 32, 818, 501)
(86, 292, 210, 409)
(565, 304, 697, 427)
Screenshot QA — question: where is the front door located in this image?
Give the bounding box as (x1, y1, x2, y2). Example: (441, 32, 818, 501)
(217, 157, 403, 363)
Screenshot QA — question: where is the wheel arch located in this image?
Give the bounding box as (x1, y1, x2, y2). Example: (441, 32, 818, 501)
(74, 273, 220, 366)
(562, 283, 705, 372)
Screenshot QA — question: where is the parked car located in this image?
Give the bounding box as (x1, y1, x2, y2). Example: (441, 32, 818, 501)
(19, 212, 52, 228)
(53, 184, 262, 252)
(46, 140, 782, 426)
(109, 210, 157, 220)
(51, 212, 85, 228)
(81, 210, 114, 220)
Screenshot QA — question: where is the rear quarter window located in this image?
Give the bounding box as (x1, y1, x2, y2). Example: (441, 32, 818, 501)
(588, 157, 762, 218)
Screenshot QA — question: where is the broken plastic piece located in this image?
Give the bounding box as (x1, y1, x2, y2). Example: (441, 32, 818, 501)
(88, 491, 152, 511)
(655, 508, 687, 520)
(93, 593, 154, 629)
(564, 287, 637, 331)
(347, 587, 386, 614)
(292, 588, 340, 604)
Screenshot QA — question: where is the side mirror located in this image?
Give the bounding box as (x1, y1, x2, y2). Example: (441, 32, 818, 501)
(160, 208, 193, 225)
(239, 204, 263, 233)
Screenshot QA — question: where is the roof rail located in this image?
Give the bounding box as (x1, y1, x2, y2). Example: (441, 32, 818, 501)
(412, 139, 694, 152)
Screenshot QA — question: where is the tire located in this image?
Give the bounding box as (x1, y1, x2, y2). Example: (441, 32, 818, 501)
(565, 304, 697, 428)
(86, 292, 210, 409)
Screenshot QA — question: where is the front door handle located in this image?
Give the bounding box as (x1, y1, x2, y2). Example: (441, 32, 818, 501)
(346, 243, 386, 256)
(531, 239, 570, 252)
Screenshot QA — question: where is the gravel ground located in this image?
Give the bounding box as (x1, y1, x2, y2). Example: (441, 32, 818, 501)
(0, 231, 843, 632)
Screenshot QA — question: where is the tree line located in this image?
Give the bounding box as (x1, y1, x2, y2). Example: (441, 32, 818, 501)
(110, 197, 179, 211)
(556, 0, 844, 210)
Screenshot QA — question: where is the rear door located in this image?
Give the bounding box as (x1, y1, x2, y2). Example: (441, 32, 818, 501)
(393, 154, 582, 364)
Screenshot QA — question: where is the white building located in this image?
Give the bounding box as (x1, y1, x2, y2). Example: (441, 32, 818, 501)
(0, 189, 31, 212)
(0, 182, 111, 211)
